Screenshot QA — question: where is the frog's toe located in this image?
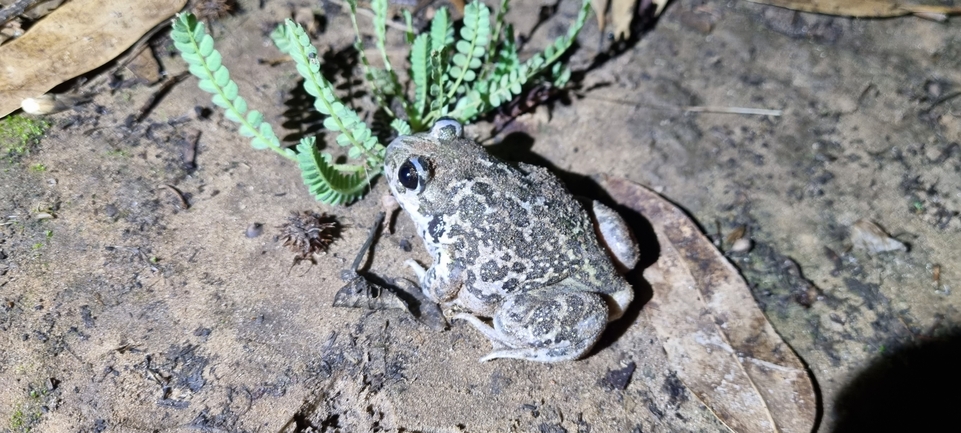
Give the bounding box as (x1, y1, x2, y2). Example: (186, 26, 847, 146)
(478, 345, 589, 363)
(404, 259, 427, 279)
(480, 347, 577, 362)
(591, 200, 640, 270)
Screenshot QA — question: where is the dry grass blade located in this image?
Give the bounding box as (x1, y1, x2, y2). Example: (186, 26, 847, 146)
(601, 176, 817, 433)
(746, 0, 961, 18)
(0, 0, 187, 117)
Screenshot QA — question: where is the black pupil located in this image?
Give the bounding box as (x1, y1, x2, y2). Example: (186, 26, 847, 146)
(398, 160, 419, 190)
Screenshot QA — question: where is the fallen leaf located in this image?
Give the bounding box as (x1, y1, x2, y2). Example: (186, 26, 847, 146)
(601, 176, 817, 433)
(0, 0, 187, 118)
(746, 0, 961, 18)
(332, 275, 410, 312)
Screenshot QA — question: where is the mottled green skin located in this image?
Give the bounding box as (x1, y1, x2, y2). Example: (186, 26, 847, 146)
(385, 120, 635, 362)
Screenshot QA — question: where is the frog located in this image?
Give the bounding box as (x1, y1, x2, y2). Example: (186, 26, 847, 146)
(384, 119, 639, 362)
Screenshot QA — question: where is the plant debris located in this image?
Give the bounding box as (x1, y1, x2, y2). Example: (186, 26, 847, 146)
(279, 210, 340, 264)
(601, 175, 817, 433)
(332, 212, 448, 331)
(746, 0, 961, 19)
(0, 0, 187, 117)
(850, 219, 907, 254)
(190, 0, 236, 22)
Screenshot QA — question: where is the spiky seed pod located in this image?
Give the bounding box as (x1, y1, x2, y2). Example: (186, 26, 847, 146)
(278, 211, 340, 263)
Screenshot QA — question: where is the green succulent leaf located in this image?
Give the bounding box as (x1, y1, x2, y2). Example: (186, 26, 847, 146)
(171, 13, 292, 161)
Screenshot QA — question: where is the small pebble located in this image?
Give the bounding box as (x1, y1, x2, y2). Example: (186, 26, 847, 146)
(245, 223, 264, 238)
(730, 237, 752, 253)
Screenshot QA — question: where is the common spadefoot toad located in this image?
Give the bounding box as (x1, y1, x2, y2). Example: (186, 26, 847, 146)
(384, 119, 638, 362)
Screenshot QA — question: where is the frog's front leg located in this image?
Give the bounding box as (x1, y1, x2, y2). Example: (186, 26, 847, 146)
(454, 284, 608, 362)
(405, 250, 465, 303)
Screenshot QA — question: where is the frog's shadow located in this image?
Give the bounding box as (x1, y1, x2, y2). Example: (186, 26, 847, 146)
(486, 132, 660, 356)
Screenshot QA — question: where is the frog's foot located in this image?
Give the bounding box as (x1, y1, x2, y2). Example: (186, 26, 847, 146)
(454, 289, 608, 363)
(404, 259, 427, 281)
(589, 200, 639, 271)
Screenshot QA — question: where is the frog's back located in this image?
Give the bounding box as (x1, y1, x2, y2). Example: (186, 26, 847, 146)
(440, 154, 624, 303)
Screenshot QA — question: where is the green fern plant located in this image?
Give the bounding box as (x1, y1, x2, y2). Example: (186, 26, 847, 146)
(172, 0, 591, 205)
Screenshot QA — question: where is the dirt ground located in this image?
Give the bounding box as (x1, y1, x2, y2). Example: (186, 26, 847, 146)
(2, 0, 961, 431)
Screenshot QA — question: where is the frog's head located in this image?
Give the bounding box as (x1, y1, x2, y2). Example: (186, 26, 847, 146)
(384, 118, 482, 219)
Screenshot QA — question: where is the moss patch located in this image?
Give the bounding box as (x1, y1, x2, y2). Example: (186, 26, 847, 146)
(0, 115, 50, 160)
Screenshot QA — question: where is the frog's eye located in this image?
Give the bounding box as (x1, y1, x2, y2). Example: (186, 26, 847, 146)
(397, 156, 431, 193)
(430, 118, 463, 142)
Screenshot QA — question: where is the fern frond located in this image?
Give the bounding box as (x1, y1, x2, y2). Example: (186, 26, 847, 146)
(391, 118, 412, 136)
(445, 1, 491, 100)
(296, 137, 375, 205)
(344, 0, 396, 117)
(408, 33, 430, 130)
(371, 0, 394, 74)
(521, 0, 591, 76)
(270, 24, 291, 55)
(490, 24, 519, 80)
(284, 19, 385, 167)
(427, 49, 451, 118)
(171, 13, 294, 161)
(403, 9, 415, 44)
(446, 0, 591, 122)
(429, 7, 453, 53)
(371, 0, 409, 109)
(551, 62, 572, 88)
(482, 0, 511, 81)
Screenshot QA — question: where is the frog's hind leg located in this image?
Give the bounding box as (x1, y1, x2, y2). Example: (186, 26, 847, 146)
(454, 288, 608, 362)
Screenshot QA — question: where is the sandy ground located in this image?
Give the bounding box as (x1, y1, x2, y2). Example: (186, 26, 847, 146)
(2, 0, 961, 432)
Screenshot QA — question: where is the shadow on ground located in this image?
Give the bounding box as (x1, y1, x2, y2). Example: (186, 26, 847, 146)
(832, 330, 961, 432)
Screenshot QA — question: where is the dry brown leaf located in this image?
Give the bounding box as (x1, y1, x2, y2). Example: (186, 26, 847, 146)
(601, 176, 817, 433)
(0, 0, 187, 118)
(611, 0, 637, 41)
(746, 0, 961, 18)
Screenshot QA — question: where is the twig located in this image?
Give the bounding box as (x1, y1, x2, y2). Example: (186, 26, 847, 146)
(352, 211, 386, 272)
(135, 72, 190, 122)
(684, 106, 782, 116)
(583, 92, 782, 116)
(159, 184, 190, 210)
(921, 91, 961, 114)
